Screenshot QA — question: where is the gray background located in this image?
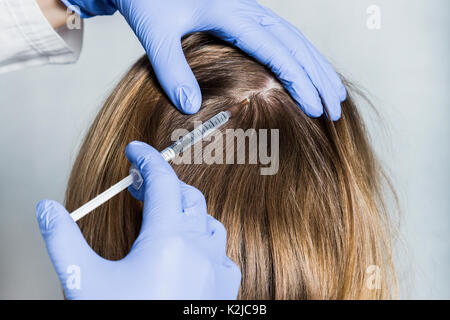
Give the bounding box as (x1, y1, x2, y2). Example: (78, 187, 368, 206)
(0, 0, 448, 299)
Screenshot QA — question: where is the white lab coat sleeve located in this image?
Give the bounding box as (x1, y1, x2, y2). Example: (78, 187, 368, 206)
(0, 0, 83, 74)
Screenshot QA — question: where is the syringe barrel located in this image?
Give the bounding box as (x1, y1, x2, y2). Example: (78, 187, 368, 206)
(160, 111, 230, 162)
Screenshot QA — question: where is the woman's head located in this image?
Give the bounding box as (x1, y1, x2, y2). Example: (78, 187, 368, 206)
(65, 33, 396, 299)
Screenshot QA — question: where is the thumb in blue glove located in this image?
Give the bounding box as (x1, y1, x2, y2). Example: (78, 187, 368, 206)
(61, 0, 346, 120)
(36, 141, 241, 299)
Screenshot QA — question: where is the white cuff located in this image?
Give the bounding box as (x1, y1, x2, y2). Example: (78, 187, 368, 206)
(0, 0, 83, 74)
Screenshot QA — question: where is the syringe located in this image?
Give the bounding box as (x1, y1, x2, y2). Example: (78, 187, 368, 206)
(70, 99, 249, 222)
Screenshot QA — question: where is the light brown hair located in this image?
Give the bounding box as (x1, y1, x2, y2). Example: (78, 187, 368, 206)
(65, 33, 397, 299)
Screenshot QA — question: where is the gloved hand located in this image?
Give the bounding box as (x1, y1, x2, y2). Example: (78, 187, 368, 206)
(61, 0, 346, 120)
(36, 141, 241, 299)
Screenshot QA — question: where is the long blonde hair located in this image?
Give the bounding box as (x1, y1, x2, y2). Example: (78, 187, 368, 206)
(65, 33, 397, 299)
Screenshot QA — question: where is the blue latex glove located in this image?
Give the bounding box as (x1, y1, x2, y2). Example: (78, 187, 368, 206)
(36, 141, 241, 299)
(61, 0, 346, 120)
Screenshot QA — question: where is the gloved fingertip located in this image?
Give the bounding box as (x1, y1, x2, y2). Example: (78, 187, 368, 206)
(36, 199, 51, 220)
(125, 141, 150, 162)
(327, 108, 342, 121)
(125, 140, 146, 151)
(180, 182, 207, 217)
(331, 102, 343, 121)
(323, 94, 342, 121)
(36, 199, 66, 232)
(299, 101, 324, 118)
(286, 82, 324, 119)
(339, 85, 347, 102)
(331, 110, 342, 121)
(176, 86, 202, 114)
(128, 140, 147, 146)
(125, 141, 174, 183)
